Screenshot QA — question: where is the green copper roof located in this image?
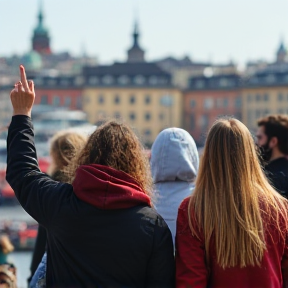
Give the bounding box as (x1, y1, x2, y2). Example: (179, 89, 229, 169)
(33, 1, 49, 36)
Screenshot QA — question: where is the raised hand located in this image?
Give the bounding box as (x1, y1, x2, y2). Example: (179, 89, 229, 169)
(10, 65, 35, 117)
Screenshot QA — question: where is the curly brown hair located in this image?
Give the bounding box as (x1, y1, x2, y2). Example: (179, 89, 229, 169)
(66, 120, 153, 196)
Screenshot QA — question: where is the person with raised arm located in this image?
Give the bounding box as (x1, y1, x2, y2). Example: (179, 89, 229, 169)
(6, 66, 175, 288)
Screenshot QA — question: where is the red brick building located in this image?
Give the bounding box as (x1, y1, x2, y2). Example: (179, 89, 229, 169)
(184, 74, 242, 146)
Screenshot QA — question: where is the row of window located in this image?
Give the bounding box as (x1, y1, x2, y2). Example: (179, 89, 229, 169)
(85, 94, 173, 106)
(192, 78, 237, 89)
(190, 97, 242, 109)
(248, 109, 288, 123)
(96, 111, 166, 122)
(40, 95, 81, 108)
(247, 93, 288, 102)
(88, 75, 169, 86)
(34, 75, 170, 87)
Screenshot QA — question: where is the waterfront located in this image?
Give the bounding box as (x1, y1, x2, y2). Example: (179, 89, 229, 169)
(0, 204, 35, 287)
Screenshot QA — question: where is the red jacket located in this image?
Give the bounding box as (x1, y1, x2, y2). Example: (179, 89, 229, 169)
(176, 197, 288, 288)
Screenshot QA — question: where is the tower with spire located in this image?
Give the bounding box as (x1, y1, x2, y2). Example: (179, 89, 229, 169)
(276, 38, 287, 63)
(32, 0, 51, 55)
(127, 21, 145, 63)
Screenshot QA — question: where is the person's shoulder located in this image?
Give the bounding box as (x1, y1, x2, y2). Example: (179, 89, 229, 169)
(178, 196, 191, 211)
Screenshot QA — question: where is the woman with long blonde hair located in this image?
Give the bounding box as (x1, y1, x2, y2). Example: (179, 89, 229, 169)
(176, 118, 288, 288)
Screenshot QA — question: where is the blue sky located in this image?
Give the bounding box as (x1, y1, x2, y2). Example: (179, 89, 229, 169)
(0, 0, 288, 66)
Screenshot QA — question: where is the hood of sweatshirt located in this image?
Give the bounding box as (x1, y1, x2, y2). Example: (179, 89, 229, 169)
(73, 164, 151, 209)
(151, 128, 199, 183)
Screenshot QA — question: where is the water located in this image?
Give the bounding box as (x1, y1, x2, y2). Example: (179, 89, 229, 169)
(8, 251, 32, 288)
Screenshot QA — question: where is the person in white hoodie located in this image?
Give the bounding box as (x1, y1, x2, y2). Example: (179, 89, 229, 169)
(150, 128, 199, 247)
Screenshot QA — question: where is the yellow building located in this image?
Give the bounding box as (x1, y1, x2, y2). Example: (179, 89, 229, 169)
(242, 70, 288, 132)
(82, 63, 182, 146)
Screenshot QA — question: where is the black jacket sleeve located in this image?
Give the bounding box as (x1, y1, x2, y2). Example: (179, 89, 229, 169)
(6, 115, 73, 226)
(146, 216, 175, 288)
(29, 225, 47, 278)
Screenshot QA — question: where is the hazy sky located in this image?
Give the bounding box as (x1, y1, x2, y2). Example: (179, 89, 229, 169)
(1, 0, 288, 66)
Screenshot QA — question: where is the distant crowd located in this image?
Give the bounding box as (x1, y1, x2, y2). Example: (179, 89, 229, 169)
(2, 65, 288, 288)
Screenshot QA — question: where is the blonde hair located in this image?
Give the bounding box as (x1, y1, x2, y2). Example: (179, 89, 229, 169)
(189, 118, 288, 268)
(0, 235, 14, 254)
(48, 130, 87, 181)
(66, 119, 153, 196)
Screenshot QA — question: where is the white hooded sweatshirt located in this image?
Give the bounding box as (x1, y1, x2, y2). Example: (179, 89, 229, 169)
(151, 128, 199, 247)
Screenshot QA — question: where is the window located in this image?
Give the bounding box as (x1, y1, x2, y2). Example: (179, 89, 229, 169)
(247, 94, 252, 102)
(118, 75, 130, 85)
(145, 95, 151, 104)
(89, 77, 99, 85)
(74, 76, 84, 86)
(203, 98, 213, 110)
(52, 96, 60, 106)
(129, 113, 136, 121)
(98, 94, 104, 104)
(102, 75, 114, 85)
(199, 115, 209, 130)
(190, 115, 195, 130)
(195, 80, 205, 89)
(190, 99, 196, 108)
(266, 74, 276, 83)
(235, 97, 242, 108)
(144, 129, 151, 136)
(114, 95, 120, 104)
(223, 98, 229, 108)
(263, 93, 269, 101)
(145, 113, 151, 121)
(40, 95, 48, 105)
(149, 76, 158, 85)
(278, 93, 284, 101)
(60, 79, 69, 86)
(48, 79, 57, 86)
(255, 94, 261, 101)
(64, 96, 71, 107)
(134, 75, 146, 85)
(130, 95, 136, 104)
(159, 113, 164, 121)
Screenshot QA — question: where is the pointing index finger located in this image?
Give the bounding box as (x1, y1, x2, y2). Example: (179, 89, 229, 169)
(20, 65, 29, 92)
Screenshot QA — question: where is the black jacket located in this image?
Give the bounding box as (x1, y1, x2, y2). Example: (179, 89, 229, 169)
(265, 157, 288, 199)
(6, 116, 175, 288)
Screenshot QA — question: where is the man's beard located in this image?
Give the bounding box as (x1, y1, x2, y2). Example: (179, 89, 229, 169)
(259, 142, 272, 163)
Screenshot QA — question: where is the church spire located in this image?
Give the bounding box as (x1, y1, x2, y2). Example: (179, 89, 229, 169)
(127, 19, 145, 63)
(32, 0, 51, 54)
(38, 0, 44, 27)
(132, 21, 139, 48)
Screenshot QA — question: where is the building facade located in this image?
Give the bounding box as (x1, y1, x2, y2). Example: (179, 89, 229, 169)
(82, 62, 182, 146)
(242, 69, 288, 132)
(32, 75, 84, 110)
(184, 74, 242, 146)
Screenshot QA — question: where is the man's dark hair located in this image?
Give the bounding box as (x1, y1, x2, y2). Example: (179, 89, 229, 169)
(257, 114, 288, 155)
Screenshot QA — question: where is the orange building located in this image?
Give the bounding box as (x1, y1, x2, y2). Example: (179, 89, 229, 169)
(184, 74, 242, 146)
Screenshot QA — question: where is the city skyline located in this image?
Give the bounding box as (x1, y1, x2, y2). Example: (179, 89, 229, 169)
(0, 0, 288, 66)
